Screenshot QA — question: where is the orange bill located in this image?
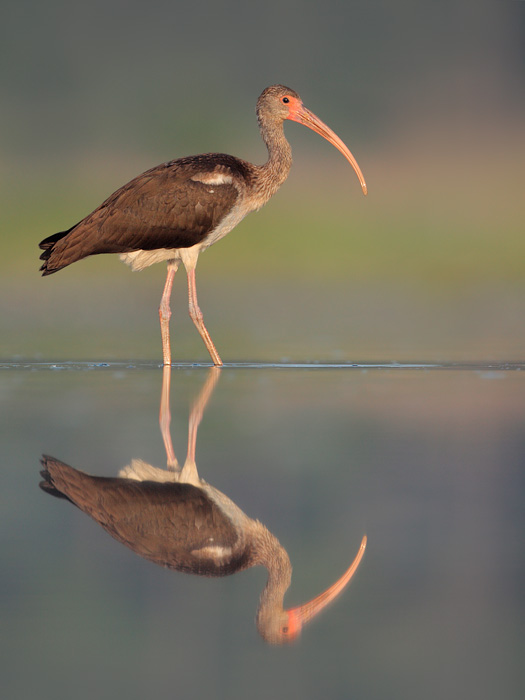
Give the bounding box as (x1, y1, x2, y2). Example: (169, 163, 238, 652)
(287, 102, 368, 195)
(285, 534, 367, 639)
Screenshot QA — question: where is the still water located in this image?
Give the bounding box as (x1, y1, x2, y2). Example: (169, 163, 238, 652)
(1, 362, 523, 700)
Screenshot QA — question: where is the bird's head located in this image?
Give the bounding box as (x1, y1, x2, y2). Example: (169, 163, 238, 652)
(256, 535, 367, 645)
(257, 84, 302, 123)
(256, 607, 303, 645)
(257, 84, 367, 195)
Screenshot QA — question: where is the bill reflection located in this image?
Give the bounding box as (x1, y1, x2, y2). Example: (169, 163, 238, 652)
(39, 367, 366, 644)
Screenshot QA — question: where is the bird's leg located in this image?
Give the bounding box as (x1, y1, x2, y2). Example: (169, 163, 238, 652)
(159, 260, 180, 366)
(183, 259, 223, 367)
(159, 364, 178, 470)
(186, 367, 221, 464)
(180, 366, 221, 485)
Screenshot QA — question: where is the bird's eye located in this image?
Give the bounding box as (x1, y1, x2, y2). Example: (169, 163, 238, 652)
(282, 626, 289, 634)
(282, 97, 290, 104)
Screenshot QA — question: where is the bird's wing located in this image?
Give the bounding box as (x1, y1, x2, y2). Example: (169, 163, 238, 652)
(40, 457, 248, 576)
(73, 158, 243, 254)
(39, 155, 251, 273)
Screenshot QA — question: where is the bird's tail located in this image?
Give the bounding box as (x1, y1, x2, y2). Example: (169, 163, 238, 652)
(38, 224, 80, 276)
(39, 455, 92, 505)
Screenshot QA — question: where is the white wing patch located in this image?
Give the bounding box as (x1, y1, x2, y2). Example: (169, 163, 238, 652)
(193, 543, 233, 559)
(190, 172, 234, 186)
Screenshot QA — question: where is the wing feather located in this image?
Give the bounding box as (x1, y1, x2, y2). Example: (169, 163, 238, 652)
(39, 154, 249, 273)
(39, 456, 250, 576)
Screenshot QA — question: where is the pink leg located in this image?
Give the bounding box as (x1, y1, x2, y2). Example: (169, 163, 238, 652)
(186, 367, 221, 464)
(159, 261, 180, 366)
(159, 364, 178, 469)
(180, 366, 221, 484)
(186, 266, 223, 366)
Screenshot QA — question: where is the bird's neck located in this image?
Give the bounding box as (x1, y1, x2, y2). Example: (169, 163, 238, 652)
(252, 525, 292, 623)
(252, 118, 293, 205)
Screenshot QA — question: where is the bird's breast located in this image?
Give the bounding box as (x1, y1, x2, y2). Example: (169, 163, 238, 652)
(197, 196, 253, 251)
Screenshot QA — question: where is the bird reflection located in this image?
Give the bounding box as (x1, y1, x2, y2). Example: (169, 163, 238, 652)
(40, 367, 366, 644)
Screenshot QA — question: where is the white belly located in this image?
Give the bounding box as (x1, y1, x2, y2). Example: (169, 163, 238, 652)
(119, 197, 254, 272)
(119, 247, 182, 271)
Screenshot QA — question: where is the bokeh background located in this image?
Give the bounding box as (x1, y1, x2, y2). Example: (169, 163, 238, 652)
(1, 0, 524, 363)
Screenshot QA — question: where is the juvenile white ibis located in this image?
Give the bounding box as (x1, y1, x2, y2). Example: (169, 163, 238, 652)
(39, 85, 367, 365)
(39, 366, 367, 644)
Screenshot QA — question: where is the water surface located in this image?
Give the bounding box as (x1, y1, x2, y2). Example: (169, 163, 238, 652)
(1, 362, 523, 700)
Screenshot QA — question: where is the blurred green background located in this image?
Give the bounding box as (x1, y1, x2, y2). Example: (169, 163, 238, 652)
(1, 0, 524, 362)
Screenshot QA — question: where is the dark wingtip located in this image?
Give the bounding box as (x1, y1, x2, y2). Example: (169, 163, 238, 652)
(39, 454, 53, 482)
(38, 251, 60, 275)
(38, 225, 79, 275)
(39, 455, 53, 492)
(39, 455, 70, 500)
(39, 264, 54, 276)
(39, 248, 63, 275)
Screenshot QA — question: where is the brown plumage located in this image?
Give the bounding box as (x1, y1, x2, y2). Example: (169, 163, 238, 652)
(39, 155, 247, 271)
(39, 456, 253, 577)
(39, 85, 367, 366)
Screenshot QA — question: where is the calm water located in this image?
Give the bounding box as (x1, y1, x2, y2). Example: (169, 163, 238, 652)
(1, 362, 524, 700)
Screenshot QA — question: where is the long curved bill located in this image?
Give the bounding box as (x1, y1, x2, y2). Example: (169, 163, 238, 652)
(287, 535, 367, 631)
(288, 104, 368, 196)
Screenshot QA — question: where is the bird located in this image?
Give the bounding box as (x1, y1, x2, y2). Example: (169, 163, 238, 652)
(39, 456, 366, 644)
(39, 366, 367, 644)
(39, 85, 367, 366)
